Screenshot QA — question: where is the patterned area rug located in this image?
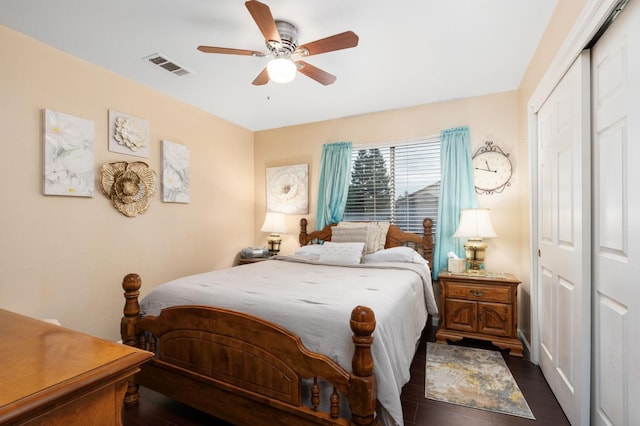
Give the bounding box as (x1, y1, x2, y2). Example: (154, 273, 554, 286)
(425, 343, 535, 419)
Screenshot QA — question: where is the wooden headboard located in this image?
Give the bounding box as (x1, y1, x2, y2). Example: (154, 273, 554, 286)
(298, 218, 434, 267)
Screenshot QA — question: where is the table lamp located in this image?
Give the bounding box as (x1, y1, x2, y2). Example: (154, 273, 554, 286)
(452, 208, 497, 272)
(261, 212, 287, 255)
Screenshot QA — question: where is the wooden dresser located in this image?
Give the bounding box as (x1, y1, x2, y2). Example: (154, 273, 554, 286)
(436, 271, 524, 357)
(0, 309, 152, 425)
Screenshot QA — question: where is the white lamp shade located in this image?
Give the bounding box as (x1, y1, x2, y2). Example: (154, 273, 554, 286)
(267, 58, 296, 83)
(452, 209, 497, 239)
(261, 212, 287, 234)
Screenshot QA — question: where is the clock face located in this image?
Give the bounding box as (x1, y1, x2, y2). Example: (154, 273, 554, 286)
(472, 151, 512, 193)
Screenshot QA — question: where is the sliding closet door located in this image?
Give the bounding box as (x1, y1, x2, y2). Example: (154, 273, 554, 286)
(591, 1, 640, 423)
(536, 51, 591, 425)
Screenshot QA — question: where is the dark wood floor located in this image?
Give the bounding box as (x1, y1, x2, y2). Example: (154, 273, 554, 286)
(402, 331, 570, 426)
(122, 329, 570, 426)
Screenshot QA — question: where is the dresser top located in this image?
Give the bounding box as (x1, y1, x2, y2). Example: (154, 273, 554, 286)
(0, 309, 151, 418)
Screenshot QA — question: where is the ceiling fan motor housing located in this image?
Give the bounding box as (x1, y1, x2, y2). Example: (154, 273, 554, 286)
(267, 20, 298, 58)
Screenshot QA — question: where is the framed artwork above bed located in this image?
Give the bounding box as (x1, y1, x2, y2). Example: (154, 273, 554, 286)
(266, 164, 308, 214)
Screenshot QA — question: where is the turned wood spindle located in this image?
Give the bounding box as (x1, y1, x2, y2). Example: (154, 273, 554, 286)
(121, 273, 142, 404)
(311, 377, 320, 411)
(330, 387, 340, 419)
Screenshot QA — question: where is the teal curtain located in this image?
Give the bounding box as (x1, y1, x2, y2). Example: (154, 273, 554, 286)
(433, 126, 478, 279)
(316, 142, 352, 229)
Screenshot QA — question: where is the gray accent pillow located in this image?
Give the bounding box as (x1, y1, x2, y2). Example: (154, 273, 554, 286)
(331, 226, 371, 252)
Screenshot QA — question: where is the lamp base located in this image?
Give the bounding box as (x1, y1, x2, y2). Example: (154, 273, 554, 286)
(267, 233, 282, 256)
(464, 267, 487, 276)
(464, 238, 488, 273)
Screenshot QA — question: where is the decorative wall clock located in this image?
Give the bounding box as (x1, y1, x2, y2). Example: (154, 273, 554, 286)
(472, 141, 512, 194)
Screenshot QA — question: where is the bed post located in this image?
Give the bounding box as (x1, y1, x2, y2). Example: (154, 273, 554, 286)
(349, 306, 378, 426)
(422, 218, 434, 267)
(299, 217, 309, 246)
(121, 273, 142, 404)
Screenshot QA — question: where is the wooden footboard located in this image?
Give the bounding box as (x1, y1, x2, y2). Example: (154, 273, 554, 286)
(121, 273, 379, 426)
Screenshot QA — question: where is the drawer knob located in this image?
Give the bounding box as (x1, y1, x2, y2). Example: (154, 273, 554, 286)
(470, 289, 484, 297)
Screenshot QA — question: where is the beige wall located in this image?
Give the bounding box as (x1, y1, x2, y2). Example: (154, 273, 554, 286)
(0, 26, 255, 341)
(254, 92, 521, 276)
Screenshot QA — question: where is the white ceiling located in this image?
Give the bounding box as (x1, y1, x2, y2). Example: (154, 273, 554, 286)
(1, 1, 558, 131)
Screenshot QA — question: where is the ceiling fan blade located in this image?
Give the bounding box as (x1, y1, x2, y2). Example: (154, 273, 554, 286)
(252, 68, 270, 86)
(197, 46, 265, 57)
(245, 0, 281, 43)
(295, 31, 359, 57)
(295, 61, 337, 85)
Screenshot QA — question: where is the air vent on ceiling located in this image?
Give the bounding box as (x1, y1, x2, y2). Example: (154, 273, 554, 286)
(143, 53, 192, 77)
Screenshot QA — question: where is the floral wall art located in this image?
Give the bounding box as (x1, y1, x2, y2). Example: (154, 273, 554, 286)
(100, 161, 156, 217)
(43, 109, 94, 197)
(162, 140, 190, 203)
(266, 164, 308, 214)
(108, 110, 149, 158)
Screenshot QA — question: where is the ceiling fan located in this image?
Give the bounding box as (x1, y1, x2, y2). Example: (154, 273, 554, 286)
(197, 0, 359, 86)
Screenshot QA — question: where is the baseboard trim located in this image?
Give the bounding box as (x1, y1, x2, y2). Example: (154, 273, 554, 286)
(518, 329, 533, 362)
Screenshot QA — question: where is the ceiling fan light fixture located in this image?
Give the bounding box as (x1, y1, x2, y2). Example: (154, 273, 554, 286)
(197, 1, 357, 86)
(267, 58, 296, 83)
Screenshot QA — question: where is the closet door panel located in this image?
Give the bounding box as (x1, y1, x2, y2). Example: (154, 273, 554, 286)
(592, 1, 640, 423)
(536, 51, 591, 426)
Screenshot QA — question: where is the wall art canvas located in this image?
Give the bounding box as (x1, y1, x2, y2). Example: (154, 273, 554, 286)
(162, 140, 190, 203)
(43, 109, 95, 197)
(108, 110, 150, 158)
(266, 164, 308, 214)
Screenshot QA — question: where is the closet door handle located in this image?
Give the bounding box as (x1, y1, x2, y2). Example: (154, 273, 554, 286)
(470, 289, 484, 297)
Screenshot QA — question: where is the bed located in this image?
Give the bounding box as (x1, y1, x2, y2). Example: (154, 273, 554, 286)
(121, 218, 436, 426)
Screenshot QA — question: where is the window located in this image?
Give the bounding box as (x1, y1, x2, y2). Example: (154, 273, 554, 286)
(343, 137, 441, 234)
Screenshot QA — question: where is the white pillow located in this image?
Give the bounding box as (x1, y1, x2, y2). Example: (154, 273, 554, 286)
(363, 246, 429, 266)
(318, 242, 365, 265)
(294, 245, 324, 257)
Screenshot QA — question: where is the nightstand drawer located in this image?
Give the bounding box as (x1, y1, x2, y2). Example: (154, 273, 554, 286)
(445, 282, 512, 303)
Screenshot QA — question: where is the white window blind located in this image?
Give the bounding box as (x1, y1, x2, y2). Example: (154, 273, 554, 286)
(344, 138, 441, 234)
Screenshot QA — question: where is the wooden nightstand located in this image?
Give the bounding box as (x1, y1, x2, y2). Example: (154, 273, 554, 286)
(238, 256, 270, 265)
(436, 271, 523, 357)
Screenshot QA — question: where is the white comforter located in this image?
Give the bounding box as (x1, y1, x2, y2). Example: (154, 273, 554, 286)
(139, 255, 438, 426)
